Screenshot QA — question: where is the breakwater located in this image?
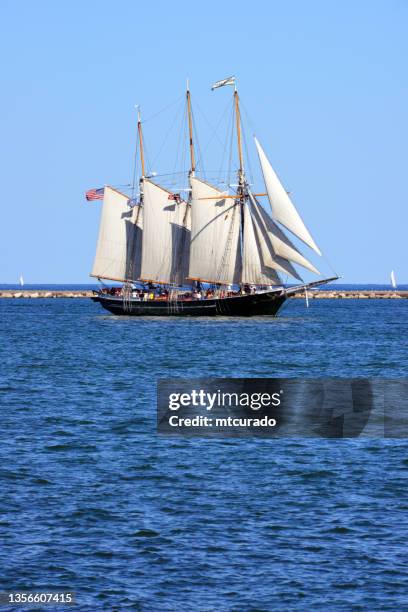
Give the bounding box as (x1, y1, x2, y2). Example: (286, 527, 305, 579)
(0, 290, 94, 298)
(1, 290, 407, 299)
(291, 290, 408, 299)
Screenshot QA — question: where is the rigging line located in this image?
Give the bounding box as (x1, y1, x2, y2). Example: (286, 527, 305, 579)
(191, 107, 206, 180)
(190, 110, 201, 175)
(239, 97, 258, 139)
(151, 171, 189, 177)
(227, 99, 237, 189)
(218, 100, 235, 186)
(150, 98, 186, 171)
(194, 96, 233, 157)
(171, 100, 188, 186)
(180, 114, 188, 190)
(320, 250, 339, 280)
(241, 118, 254, 187)
(131, 128, 140, 198)
(142, 94, 184, 124)
(142, 139, 153, 178)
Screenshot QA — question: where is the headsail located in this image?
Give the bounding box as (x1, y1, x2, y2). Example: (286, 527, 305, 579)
(91, 186, 143, 282)
(249, 203, 303, 282)
(188, 177, 241, 284)
(250, 197, 320, 276)
(140, 179, 190, 285)
(254, 137, 321, 256)
(241, 202, 280, 285)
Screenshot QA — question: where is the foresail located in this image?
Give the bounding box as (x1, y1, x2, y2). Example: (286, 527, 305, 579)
(251, 197, 320, 276)
(140, 180, 190, 285)
(254, 137, 322, 256)
(91, 186, 143, 282)
(242, 202, 280, 285)
(188, 177, 241, 285)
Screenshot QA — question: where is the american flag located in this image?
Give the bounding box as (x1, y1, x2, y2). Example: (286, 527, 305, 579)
(168, 193, 181, 202)
(85, 187, 105, 201)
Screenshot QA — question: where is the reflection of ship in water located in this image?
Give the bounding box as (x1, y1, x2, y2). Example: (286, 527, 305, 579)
(90, 77, 337, 316)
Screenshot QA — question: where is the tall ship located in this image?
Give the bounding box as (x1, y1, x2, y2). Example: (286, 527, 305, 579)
(89, 77, 337, 316)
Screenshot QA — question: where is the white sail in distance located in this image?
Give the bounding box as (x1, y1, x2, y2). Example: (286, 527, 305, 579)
(140, 179, 190, 285)
(391, 270, 397, 289)
(188, 177, 241, 285)
(19, 275, 24, 287)
(91, 186, 143, 282)
(254, 137, 322, 256)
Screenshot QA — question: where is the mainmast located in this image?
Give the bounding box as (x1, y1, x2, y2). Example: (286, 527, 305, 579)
(233, 84, 247, 278)
(234, 87, 245, 189)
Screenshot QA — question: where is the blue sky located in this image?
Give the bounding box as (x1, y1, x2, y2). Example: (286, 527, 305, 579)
(1, 0, 407, 283)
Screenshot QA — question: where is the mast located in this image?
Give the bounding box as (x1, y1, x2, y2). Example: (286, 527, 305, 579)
(234, 87, 244, 188)
(233, 85, 246, 282)
(137, 108, 146, 178)
(186, 81, 195, 176)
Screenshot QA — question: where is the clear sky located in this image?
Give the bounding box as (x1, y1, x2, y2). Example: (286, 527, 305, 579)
(1, 0, 407, 283)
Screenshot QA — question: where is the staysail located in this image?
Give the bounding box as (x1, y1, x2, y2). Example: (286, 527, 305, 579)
(248, 196, 303, 281)
(91, 186, 143, 282)
(250, 197, 320, 276)
(140, 179, 190, 285)
(188, 177, 241, 284)
(254, 137, 321, 256)
(241, 202, 281, 285)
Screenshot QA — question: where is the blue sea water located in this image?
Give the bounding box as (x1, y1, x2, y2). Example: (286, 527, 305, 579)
(0, 294, 407, 610)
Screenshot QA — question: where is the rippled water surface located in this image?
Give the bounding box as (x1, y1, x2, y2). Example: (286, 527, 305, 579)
(1, 297, 407, 610)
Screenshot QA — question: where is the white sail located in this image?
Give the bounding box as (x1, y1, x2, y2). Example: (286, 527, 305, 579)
(188, 177, 241, 284)
(249, 198, 303, 281)
(254, 137, 321, 256)
(390, 270, 397, 289)
(91, 186, 143, 282)
(251, 198, 320, 275)
(140, 179, 190, 285)
(242, 202, 281, 285)
(19, 275, 24, 287)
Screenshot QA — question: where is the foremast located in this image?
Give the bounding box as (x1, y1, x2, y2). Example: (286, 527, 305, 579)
(186, 81, 195, 178)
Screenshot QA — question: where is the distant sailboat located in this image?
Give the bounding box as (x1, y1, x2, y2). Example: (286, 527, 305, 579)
(390, 270, 397, 289)
(19, 274, 24, 287)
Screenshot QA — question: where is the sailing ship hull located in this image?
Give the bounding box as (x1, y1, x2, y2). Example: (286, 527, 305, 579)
(92, 290, 287, 317)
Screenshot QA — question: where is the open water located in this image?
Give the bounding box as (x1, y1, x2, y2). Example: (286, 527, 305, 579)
(0, 292, 407, 610)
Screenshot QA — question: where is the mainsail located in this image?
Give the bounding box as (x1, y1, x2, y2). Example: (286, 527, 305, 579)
(140, 179, 190, 285)
(91, 186, 143, 282)
(188, 177, 241, 284)
(254, 137, 321, 256)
